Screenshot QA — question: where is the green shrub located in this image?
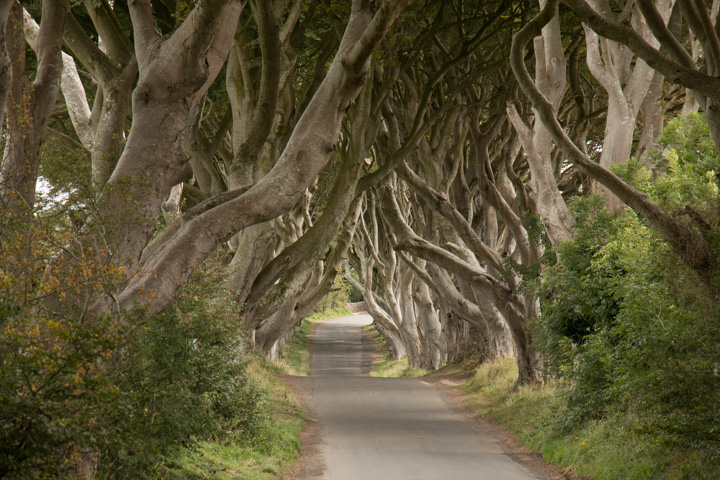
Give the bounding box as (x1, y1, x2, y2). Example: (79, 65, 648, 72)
(100, 305, 266, 478)
(0, 219, 127, 479)
(534, 114, 720, 463)
(313, 275, 352, 314)
(0, 235, 269, 479)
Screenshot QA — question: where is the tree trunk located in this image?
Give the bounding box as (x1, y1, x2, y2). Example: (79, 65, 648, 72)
(112, 0, 413, 318)
(413, 278, 442, 370)
(1, 1, 68, 220)
(505, 1, 574, 246)
(512, 0, 719, 291)
(0, 1, 12, 129)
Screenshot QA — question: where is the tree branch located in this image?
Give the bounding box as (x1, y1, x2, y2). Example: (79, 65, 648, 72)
(128, 0, 160, 63)
(514, 0, 719, 289)
(562, 0, 720, 101)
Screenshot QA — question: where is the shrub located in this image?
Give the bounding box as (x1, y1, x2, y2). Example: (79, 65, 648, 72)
(535, 114, 720, 462)
(99, 303, 266, 478)
(0, 220, 268, 479)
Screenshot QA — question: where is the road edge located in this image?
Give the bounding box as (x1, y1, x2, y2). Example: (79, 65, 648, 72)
(425, 373, 585, 480)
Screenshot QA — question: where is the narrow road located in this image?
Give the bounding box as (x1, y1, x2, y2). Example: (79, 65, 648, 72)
(302, 314, 541, 480)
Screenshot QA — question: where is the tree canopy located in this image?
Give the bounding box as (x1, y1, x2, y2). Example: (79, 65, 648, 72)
(2, 0, 720, 477)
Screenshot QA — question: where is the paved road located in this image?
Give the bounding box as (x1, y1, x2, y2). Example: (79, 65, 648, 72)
(303, 314, 540, 480)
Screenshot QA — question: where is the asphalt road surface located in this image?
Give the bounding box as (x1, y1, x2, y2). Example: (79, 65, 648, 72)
(303, 314, 541, 480)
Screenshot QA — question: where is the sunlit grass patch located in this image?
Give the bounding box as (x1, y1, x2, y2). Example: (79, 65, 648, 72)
(162, 356, 305, 479)
(370, 356, 427, 377)
(365, 324, 426, 377)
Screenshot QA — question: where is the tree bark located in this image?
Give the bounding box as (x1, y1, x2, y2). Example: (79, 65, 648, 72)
(111, 0, 412, 319)
(0, 0, 14, 130)
(505, 0, 575, 244)
(378, 183, 539, 384)
(1, 0, 68, 219)
(513, 0, 719, 291)
(562, 0, 720, 154)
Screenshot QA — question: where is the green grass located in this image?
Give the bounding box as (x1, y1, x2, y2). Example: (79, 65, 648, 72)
(163, 307, 355, 478)
(365, 325, 427, 378)
(460, 358, 720, 480)
(370, 356, 426, 377)
(161, 357, 306, 480)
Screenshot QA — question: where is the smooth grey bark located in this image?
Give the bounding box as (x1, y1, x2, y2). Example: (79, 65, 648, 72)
(61, 4, 137, 187)
(254, 260, 323, 354)
(226, 0, 283, 189)
(354, 252, 407, 360)
(96, 0, 244, 268)
(396, 266, 422, 367)
(562, 0, 720, 158)
(283, 200, 363, 325)
(409, 266, 442, 370)
(0, 1, 14, 132)
(348, 196, 407, 361)
(513, 0, 718, 290)
(1, 0, 69, 219)
(398, 158, 502, 273)
(113, 0, 413, 319)
(378, 183, 539, 384)
(506, 0, 574, 245)
(229, 222, 279, 308)
(635, 70, 667, 163)
(245, 60, 383, 326)
(394, 162, 519, 365)
(250, 156, 362, 350)
(582, 0, 672, 212)
(222, 0, 292, 302)
(27, 0, 246, 319)
(362, 187, 423, 366)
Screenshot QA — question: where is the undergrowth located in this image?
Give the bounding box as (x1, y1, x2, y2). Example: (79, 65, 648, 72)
(162, 300, 354, 477)
(161, 356, 305, 480)
(279, 307, 351, 376)
(461, 358, 720, 480)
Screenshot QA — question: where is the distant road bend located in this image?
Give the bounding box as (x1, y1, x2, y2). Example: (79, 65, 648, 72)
(300, 314, 542, 480)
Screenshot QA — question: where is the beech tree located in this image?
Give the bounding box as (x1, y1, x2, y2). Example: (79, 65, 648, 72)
(4, 4, 720, 475)
(1, 0, 413, 321)
(511, 0, 719, 290)
(1, 3, 414, 473)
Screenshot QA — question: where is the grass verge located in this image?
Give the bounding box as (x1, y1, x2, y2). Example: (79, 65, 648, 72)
(365, 324, 426, 378)
(161, 356, 306, 480)
(460, 358, 720, 480)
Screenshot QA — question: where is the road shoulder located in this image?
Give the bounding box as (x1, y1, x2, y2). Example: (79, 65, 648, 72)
(424, 371, 583, 480)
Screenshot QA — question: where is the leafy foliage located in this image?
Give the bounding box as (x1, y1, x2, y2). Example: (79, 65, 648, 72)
(0, 207, 269, 479)
(312, 275, 353, 314)
(534, 115, 720, 464)
(99, 256, 267, 478)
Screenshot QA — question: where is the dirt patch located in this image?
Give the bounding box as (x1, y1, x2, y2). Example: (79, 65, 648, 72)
(425, 373, 585, 480)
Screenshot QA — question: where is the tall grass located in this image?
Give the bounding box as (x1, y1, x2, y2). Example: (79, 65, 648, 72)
(461, 358, 720, 480)
(162, 357, 306, 480)
(365, 325, 426, 377)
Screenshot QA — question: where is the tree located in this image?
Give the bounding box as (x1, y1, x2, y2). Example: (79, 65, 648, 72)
(511, 0, 719, 291)
(0, 0, 414, 475)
